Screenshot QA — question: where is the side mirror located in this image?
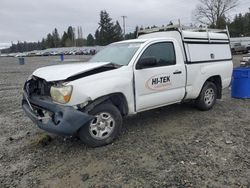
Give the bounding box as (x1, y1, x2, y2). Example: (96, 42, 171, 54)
(136, 57, 157, 69)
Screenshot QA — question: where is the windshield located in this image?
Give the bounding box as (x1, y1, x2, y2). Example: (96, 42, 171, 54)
(90, 42, 143, 66)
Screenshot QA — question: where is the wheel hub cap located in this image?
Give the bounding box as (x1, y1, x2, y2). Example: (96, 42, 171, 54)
(98, 121, 106, 130)
(89, 112, 115, 140)
(204, 88, 215, 106)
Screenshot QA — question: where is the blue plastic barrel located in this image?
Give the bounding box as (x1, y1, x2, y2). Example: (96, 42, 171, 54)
(232, 67, 250, 98)
(18, 57, 25, 65)
(60, 54, 64, 61)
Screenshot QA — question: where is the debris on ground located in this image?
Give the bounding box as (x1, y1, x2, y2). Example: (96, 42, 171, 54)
(0, 55, 249, 187)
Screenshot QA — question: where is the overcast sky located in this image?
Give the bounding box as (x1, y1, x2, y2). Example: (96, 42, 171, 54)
(0, 0, 249, 48)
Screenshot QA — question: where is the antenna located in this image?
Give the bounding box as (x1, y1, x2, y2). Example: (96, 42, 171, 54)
(226, 25, 231, 42)
(206, 26, 211, 43)
(121, 15, 127, 39)
(178, 19, 184, 41)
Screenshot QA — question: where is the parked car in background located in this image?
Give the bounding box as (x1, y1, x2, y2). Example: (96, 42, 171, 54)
(75, 50, 85, 55)
(27, 52, 37, 57)
(89, 49, 96, 55)
(246, 44, 250, 53)
(50, 51, 59, 56)
(242, 53, 250, 62)
(42, 52, 51, 56)
(231, 42, 247, 54)
(35, 51, 44, 56)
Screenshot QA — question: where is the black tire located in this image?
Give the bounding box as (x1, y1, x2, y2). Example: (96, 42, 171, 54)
(195, 81, 218, 111)
(79, 103, 122, 147)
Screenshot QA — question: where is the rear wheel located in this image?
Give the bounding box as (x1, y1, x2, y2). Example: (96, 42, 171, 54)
(79, 103, 122, 147)
(195, 81, 217, 111)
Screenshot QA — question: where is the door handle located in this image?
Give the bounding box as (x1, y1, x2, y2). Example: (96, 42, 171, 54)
(173, 70, 182, 74)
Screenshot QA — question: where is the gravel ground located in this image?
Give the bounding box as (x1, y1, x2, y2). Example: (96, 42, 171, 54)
(0, 55, 249, 188)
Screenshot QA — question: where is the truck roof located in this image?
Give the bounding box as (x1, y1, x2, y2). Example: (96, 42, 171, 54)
(139, 30, 229, 41)
(182, 30, 228, 40)
(114, 38, 178, 46)
(138, 24, 229, 41)
(115, 39, 149, 44)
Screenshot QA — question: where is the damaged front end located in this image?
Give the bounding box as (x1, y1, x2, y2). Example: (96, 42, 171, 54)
(22, 76, 94, 136)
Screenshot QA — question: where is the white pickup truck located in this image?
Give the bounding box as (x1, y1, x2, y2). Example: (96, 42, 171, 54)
(22, 26, 233, 147)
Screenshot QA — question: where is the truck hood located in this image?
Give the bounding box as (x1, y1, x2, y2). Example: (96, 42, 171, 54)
(33, 62, 112, 82)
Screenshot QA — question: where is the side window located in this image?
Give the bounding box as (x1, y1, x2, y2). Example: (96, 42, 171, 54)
(138, 42, 176, 68)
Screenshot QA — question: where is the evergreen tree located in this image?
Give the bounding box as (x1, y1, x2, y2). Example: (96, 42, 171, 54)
(238, 13, 246, 36)
(96, 10, 125, 45)
(87, 34, 95, 46)
(244, 13, 250, 36)
(113, 21, 123, 41)
(4, 40, 45, 53)
(76, 38, 86, 46)
(229, 13, 250, 37)
(41, 38, 46, 50)
(46, 33, 54, 48)
(67, 26, 75, 46)
(61, 32, 69, 47)
(52, 28, 60, 47)
(94, 29, 100, 45)
(98, 10, 115, 45)
(215, 15, 227, 29)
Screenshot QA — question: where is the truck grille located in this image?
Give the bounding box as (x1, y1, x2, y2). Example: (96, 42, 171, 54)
(25, 76, 52, 97)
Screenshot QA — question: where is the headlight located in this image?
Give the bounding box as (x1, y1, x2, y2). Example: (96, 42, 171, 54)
(50, 85, 73, 104)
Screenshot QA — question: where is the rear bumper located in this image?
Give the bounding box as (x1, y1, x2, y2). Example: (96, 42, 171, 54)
(22, 93, 94, 136)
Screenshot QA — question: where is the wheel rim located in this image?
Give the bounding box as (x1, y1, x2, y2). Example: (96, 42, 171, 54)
(204, 88, 215, 106)
(89, 112, 115, 140)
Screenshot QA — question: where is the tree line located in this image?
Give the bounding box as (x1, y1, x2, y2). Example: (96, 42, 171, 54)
(229, 12, 250, 37)
(2, 4, 250, 53)
(3, 10, 136, 53)
(194, 0, 250, 37)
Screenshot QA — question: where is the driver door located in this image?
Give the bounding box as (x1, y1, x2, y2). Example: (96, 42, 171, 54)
(134, 41, 186, 112)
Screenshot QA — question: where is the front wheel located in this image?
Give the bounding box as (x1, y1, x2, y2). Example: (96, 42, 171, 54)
(79, 103, 122, 147)
(195, 81, 218, 111)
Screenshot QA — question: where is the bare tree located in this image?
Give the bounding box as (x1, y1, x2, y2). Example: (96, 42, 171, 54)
(194, 0, 238, 28)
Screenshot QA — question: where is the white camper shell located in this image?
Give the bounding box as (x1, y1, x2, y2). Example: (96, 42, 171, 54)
(139, 29, 232, 64)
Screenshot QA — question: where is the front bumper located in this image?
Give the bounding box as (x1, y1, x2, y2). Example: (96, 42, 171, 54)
(22, 93, 94, 136)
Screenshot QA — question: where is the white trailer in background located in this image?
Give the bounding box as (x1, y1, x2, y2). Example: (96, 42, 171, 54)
(230, 37, 250, 47)
(230, 37, 250, 53)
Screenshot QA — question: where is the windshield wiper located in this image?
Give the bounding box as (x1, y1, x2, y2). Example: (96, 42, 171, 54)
(106, 62, 124, 68)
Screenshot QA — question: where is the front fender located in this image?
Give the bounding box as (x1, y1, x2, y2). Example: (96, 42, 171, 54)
(66, 68, 135, 114)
